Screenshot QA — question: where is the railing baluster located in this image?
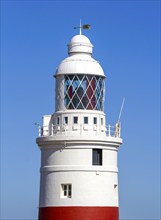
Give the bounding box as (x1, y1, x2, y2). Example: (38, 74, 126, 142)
(108, 125, 111, 136)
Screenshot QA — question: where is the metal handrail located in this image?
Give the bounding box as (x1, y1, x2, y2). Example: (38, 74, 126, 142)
(38, 123, 121, 138)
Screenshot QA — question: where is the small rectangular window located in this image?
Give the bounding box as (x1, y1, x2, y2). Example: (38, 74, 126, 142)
(101, 118, 103, 125)
(84, 117, 88, 124)
(64, 117, 68, 124)
(94, 117, 97, 124)
(57, 117, 60, 125)
(92, 149, 102, 165)
(73, 116, 78, 124)
(61, 184, 72, 198)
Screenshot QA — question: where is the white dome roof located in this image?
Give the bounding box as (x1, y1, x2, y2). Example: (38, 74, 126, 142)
(68, 34, 93, 55)
(55, 34, 105, 77)
(70, 35, 91, 44)
(55, 54, 105, 77)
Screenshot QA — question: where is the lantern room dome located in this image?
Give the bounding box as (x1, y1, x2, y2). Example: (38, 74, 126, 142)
(68, 34, 93, 55)
(55, 55, 105, 77)
(55, 34, 105, 77)
(70, 34, 91, 44)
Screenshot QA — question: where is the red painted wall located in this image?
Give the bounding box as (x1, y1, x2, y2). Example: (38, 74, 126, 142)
(39, 206, 119, 220)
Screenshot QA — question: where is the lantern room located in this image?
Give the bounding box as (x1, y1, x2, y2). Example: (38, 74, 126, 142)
(54, 34, 106, 112)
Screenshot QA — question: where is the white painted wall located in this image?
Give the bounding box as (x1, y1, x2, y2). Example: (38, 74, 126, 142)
(39, 145, 119, 207)
(39, 171, 119, 207)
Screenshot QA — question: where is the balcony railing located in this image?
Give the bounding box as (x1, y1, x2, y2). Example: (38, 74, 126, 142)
(37, 123, 121, 138)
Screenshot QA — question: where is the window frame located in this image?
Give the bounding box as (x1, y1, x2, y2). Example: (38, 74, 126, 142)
(56, 117, 60, 125)
(84, 116, 88, 124)
(93, 117, 97, 125)
(73, 116, 78, 124)
(61, 184, 72, 198)
(64, 116, 68, 124)
(92, 149, 102, 166)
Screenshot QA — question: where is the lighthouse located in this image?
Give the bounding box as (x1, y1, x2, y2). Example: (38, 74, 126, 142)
(36, 26, 122, 220)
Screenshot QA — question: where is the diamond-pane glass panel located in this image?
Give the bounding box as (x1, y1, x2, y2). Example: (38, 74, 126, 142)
(64, 75, 104, 110)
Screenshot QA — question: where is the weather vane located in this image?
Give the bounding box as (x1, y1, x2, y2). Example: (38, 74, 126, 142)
(74, 20, 90, 35)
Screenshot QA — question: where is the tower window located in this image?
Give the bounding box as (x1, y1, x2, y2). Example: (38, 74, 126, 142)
(84, 117, 88, 124)
(93, 117, 97, 124)
(61, 184, 72, 198)
(64, 116, 68, 124)
(73, 116, 78, 124)
(92, 149, 102, 165)
(101, 118, 103, 125)
(57, 117, 60, 125)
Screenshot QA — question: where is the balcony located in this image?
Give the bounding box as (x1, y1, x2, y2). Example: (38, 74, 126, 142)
(36, 123, 121, 139)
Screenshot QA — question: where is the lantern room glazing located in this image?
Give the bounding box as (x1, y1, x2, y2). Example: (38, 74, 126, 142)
(64, 74, 105, 110)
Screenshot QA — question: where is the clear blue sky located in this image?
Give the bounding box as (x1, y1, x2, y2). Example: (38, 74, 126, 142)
(1, 1, 160, 220)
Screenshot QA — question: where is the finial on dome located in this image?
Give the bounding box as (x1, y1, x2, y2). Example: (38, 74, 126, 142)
(74, 20, 91, 35)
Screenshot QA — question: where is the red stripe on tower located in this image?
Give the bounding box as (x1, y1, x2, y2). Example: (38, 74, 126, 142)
(39, 207, 119, 220)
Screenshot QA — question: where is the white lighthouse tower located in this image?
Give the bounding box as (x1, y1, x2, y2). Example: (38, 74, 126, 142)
(36, 27, 122, 220)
